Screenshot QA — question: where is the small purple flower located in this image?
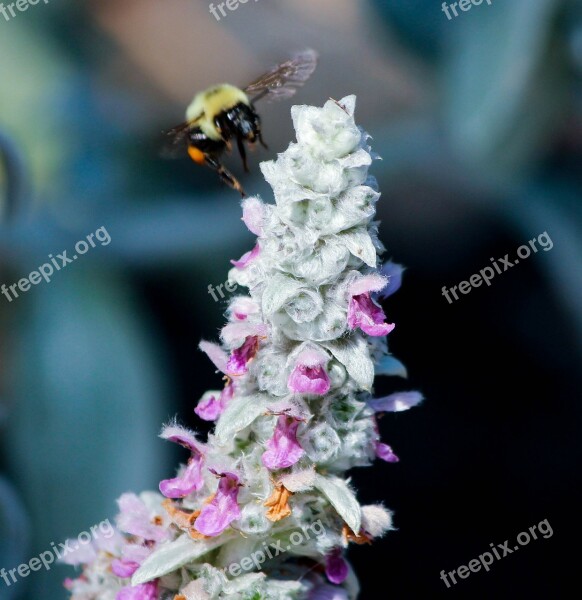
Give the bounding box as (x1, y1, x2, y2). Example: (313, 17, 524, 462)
(325, 548, 349, 585)
(347, 274, 395, 337)
(116, 581, 158, 600)
(262, 415, 305, 470)
(111, 543, 151, 579)
(310, 584, 349, 600)
(195, 380, 234, 421)
(222, 322, 267, 376)
(231, 242, 260, 269)
(159, 425, 206, 498)
(194, 392, 223, 421)
(375, 442, 399, 463)
(111, 558, 140, 578)
(378, 261, 404, 299)
(288, 347, 331, 395)
(368, 391, 423, 413)
(194, 472, 242, 537)
(116, 494, 168, 543)
(227, 335, 260, 376)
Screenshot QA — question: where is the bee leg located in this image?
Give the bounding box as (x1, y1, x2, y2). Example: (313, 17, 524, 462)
(205, 155, 247, 197)
(258, 131, 269, 150)
(236, 136, 249, 173)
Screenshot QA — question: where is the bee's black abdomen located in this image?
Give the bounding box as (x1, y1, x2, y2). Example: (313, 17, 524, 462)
(188, 128, 226, 156)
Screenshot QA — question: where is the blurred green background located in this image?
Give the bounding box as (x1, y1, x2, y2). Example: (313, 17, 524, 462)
(1, 0, 581, 598)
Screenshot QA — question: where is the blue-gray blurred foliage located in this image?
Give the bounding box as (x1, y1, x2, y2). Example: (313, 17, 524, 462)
(371, 0, 582, 347)
(0, 7, 251, 600)
(0, 1, 580, 598)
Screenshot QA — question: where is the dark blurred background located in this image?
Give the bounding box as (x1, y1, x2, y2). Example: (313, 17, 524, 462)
(1, 0, 581, 598)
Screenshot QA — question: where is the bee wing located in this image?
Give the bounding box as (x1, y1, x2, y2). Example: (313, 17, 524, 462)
(160, 121, 191, 159)
(244, 48, 318, 103)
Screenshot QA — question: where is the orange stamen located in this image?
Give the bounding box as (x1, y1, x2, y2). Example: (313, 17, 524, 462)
(264, 483, 293, 522)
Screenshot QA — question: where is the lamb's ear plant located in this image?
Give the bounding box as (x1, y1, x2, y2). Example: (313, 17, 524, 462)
(64, 96, 422, 600)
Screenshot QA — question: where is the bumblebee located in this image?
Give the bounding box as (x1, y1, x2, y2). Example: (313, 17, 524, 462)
(164, 49, 318, 196)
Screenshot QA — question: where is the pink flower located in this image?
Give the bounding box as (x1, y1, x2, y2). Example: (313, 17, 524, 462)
(195, 380, 234, 421)
(199, 340, 228, 374)
(262, 415, 305, 470)
(227, 335, 260, 375)
(288, 347, 331, 395)
(159, 425, 206, 498)
(116, 581, 158, 600)
(116, 494, 168, 543)
(375, 442, 399, 463)
(222, 322, 267, 376)
(347, 274, 395, 337)
(111, 558, 140, 578)
(194, 472, 242, 537)
(325, 548, 349, 584)
(229, 297, 260, 321)
(231, 243, 260, 269)
(111, 542, 152, 578)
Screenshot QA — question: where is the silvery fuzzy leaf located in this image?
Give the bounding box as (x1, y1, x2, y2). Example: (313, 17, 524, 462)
(330, 185, 379, 233)
(293, 98, 362, 161)
(277, 296, 348, 343)
(337, 95, 357, 116)
(216, 535, 262, 571)
(314, 474, 361, 534)
(375, 354, 408, 378)
(215, 394, 269, 444)
(132, 534, 228, 585)
(254, 352, 290, 397)
(289, 238, 351, 286)
(264, 578, 307, 595)
(322, 337, 374, 390)
(338, 147, 373, 171)
(223, 573, 266, 594)
(280, 142, 370, 198)
(262, 273, 323, 323)
(237, 502, 272, 536)
(300, 423, 342, 464)
(280, 467, 317, 492)
(339, 229, 377, 268)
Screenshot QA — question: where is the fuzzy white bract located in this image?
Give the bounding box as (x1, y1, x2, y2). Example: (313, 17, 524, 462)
(64, 96, 421, 600)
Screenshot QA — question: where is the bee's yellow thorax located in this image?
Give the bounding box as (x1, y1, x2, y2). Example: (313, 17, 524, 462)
(186, 84, 250, 141)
